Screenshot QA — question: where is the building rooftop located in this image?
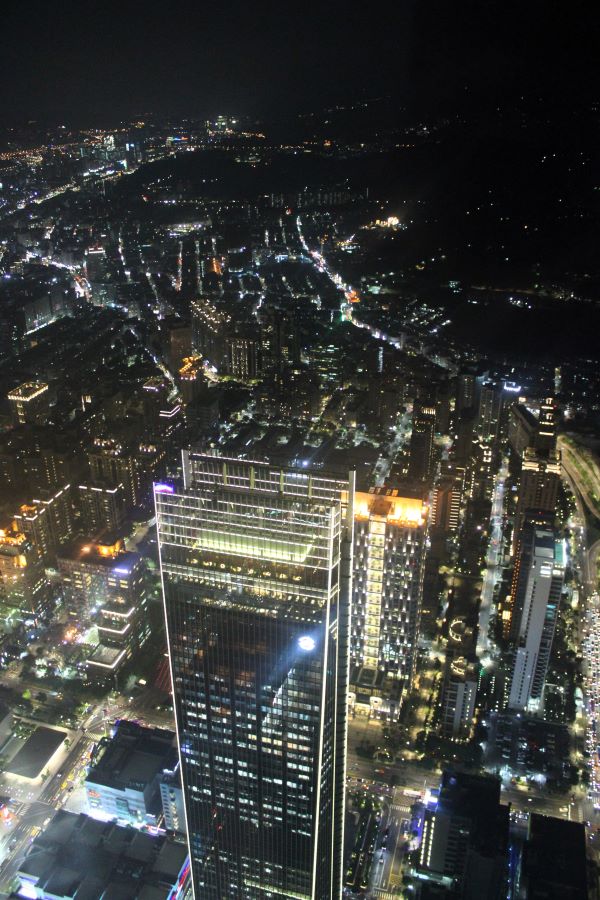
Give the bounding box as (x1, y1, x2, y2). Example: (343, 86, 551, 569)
(354, 489, 426, 527)
(522, 813, 588, 899)
(58, 537, 140, 570)
(12, 810, 189, 900)
(5, 726, 66, 779)
(86, 721, 176, 793)
(435, 771, 509, 858)
(7, 381, 48, 401)
(86, 644, 127, 670)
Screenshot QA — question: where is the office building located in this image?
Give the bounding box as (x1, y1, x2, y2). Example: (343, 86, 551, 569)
(408, 403, 436, 481)
(7, 381, 50, 425)
(455, 371, 478, 416)
(418, 771, 509, 899)
(514, 448, 561, 542)
(259, 307, 299, 378)
(508, 402, 538, 456)
(350, 489, 427, 719)
(431, 476, 462, 533)
(470, 438, 495, 501)
(507, 527, 563, 712)
(86, 721, 177, 827)
(192, 388, 220, 431)
(155, 452, 354, 898)
(57, 540, 149, 675)
(519, 814, 589, 899)
(12, 809, 191, 900)
(85, 245, 109, 282)
(477, 381, 504, 441)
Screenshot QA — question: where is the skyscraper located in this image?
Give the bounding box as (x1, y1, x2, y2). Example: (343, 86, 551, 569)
(350, 489, 427, 719)
(155, 452, 354, 899)
(408, 402, 436, 481)
(431, 474, 463, 533)
(507, 526, 563, 713)
(477, 380, 504, 441)
(512, 398, 560, 552)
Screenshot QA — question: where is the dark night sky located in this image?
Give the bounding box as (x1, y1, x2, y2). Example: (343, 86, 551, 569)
(0, 0, 597, 125)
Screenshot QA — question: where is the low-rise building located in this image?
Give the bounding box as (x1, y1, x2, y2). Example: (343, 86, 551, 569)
(11, 809, 191, 899)
(159, 759, 186, 836)
(86, 721, 177, 827)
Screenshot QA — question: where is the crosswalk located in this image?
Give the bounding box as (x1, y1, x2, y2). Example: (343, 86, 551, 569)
(371, 889, 398, 898)
(391, 803, 411, 814)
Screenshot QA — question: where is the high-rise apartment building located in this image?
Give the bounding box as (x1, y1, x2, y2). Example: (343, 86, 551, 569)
(166, 321, 193, 371)
(88, 438, 139, 508)
(57, 540, 149, 679)
(77, 481, 127, 536)
(8, 381, 50, 425)
(349, 489, 427, 719)
(178, 356, 204, 406)
(191, 297, 229, 368)
(155, 452, 354, 899)
(228, 331, 261, 381)
(507, 527, 563, 713)
(0, 528, 51, 623)
(14, 484, 74, 562)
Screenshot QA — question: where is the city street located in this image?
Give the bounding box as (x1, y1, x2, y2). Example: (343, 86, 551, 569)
(477, 456, 508, 660)
(0, 689, 175, 892)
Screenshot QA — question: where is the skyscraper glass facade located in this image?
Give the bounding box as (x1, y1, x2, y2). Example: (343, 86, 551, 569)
(155, 453, 354, 899)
